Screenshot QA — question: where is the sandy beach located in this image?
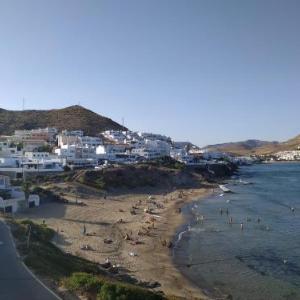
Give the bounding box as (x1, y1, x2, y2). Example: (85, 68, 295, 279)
(17, 182, 213, 299)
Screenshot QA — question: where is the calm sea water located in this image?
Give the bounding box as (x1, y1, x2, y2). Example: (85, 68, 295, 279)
(174, 163, 300, 300)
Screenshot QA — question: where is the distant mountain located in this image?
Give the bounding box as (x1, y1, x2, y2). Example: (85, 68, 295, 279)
(254, 135, 300, 154)
(205, 135, 300, 155)
(204, 139, 280, 155)
(0, 105, 127, 136)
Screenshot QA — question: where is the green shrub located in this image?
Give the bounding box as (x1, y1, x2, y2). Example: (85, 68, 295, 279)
(65, 272, 101, 293)
(20, 220, 54, 242)
(64, 165, 71, 172)
(0, 189, 11, 200)
(11, 220, 100, 280)
(97, 282, 163, 300)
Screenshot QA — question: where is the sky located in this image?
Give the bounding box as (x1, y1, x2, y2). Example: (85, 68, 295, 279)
(0, 0, 299, 147)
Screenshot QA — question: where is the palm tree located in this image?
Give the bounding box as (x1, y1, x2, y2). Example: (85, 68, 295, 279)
(22, 181, 31, 208)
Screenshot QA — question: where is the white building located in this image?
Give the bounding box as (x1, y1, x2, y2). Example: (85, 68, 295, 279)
(24, 152, 51, 160)
(0, 175, 10, 189)
(275, 150, 300, 161)
(0, 175, 40, 213)
(55, 144, 97, 162)
(57, 134, 102, 148)
(137, 132, 171, 143)
(61, 130, 84, 137)
(14, 127, 57, 143)
(96, 144, 130, 160)
(0, 140, 20, 158)
(102, 130, 127, 143)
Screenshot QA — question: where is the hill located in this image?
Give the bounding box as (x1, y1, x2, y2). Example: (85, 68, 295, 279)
(204, 139, 279, 155)
(0, 105, 127, 136)
(205, 135, 300, 155)
(255, 134, 300, 154)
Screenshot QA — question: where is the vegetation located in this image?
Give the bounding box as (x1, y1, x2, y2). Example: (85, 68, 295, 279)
(77, 164, 180, 190)
(65, 273, 163, 300)
(10, 220, 165, 300)
(10, 220, 99, 279)
(145, 156, 185, 170)
(0, 189, 11, 200)
(21, 181, 31, 207)
(37, 144, 53, 153)
(0, 105, 126, 136)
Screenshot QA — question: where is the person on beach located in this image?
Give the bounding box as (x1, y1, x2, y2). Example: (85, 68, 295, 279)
(220, 208, 223, 215)
(257, 217, 261, 223)
(240, 223, 244, 230)
(82, 224, 86, 235)
(229, 217, 233, 225)
(226, 208, 229, 215)
(200, 215, 204, 224)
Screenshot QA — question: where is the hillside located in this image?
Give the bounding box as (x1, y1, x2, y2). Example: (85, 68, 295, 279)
(255, 134, 300, 154)
(205, 135, 300, 155)
(0, 105, 127, 136)
(204, 139, 279, 155)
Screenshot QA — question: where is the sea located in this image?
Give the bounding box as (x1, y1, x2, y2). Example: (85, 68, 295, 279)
(174, 162, 300, 300)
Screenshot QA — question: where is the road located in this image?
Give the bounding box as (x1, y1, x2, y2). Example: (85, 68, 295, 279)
(0, 220, 60, 300)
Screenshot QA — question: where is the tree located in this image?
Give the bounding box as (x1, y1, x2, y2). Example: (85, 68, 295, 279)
(22, 181, 31, 208)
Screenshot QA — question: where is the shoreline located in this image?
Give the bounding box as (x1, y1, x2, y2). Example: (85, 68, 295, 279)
(16, 183, 218, 299)
(140, 186, 215, 299)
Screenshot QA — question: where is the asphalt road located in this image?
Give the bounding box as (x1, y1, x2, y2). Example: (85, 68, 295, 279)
(0, 220, 60, 300)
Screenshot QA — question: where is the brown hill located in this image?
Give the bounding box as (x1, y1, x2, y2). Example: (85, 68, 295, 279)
(205, 136, 300, 155)
(0, 105, 126, 136)
(255, 135, 300, 154)
(204, 140, 279, 155)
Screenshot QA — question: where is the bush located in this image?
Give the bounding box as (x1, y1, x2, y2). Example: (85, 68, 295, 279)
(64, 165, 71, 172)
(11, 220, 100, 280)
(97, 282, 163, 300)
(65, 272, 101, 294)
(0, 189, 11, 200)
(20, 220, 54, 242)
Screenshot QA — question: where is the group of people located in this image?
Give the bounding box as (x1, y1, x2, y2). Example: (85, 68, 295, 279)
(197, 207, 265, 231)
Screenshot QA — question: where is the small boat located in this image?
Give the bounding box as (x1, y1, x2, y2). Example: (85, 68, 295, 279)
(219, 185, 232, 193)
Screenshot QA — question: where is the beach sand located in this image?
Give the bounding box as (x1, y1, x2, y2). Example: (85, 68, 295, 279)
(17, 183, 213, 299)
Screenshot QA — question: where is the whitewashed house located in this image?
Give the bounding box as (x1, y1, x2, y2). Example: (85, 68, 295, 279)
(96, 144, 130, 160)
(58, 132, 102, 148)
(102, 130, 126, 143)
(0, 175, 40, 213)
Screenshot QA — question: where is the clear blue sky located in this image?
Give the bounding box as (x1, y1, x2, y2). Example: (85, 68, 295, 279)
(0, 0, 299, 146)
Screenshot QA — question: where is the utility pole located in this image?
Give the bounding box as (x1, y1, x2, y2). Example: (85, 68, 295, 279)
(22, 98, 25, 111)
